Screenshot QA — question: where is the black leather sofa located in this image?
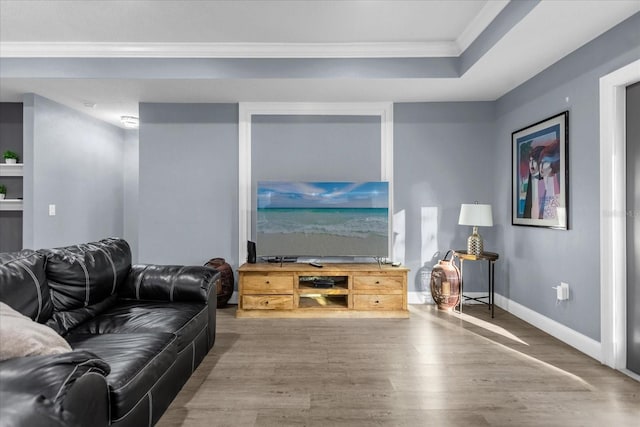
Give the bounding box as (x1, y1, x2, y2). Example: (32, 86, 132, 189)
(0, 238, 219, 427)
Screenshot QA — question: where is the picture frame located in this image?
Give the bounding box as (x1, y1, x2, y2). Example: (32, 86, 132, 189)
(512, 111, 569, 229)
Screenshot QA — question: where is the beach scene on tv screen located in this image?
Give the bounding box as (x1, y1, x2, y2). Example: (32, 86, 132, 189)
(257, 181, 389, 257)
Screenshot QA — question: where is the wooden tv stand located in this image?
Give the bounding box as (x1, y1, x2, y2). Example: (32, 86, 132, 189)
(236, 263, 409, 318)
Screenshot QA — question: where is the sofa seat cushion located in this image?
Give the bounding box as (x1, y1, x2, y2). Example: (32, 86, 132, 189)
(65, 332, 177, 422)
(72, 300, 208, 353)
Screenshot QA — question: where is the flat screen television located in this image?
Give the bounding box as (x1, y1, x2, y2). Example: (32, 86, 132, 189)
(256, 181, 389, 259)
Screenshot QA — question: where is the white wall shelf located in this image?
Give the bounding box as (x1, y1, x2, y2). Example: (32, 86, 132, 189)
(0, 199, 23, 211)
(0, 163, 23, 177)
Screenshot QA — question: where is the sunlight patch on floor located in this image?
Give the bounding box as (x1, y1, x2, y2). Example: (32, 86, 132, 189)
(410, 305, 528, 345)
(481, 335, 596, 390)
(410, 305, 595, 390)
(458, 311, 529, 345)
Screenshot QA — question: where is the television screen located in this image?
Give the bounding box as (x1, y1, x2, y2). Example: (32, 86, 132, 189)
(256, 181, 389, 258)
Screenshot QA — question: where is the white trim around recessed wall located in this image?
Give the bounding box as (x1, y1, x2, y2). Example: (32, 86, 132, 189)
(599, 59, 640, 371)
(238, 102, 394, 265)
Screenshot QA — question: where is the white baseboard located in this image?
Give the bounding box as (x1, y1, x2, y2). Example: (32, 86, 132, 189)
(408, 291, 602, 362)
(620, 369, 640, 382)
(493, 294, 602, 361)
(229, 291, 238, 305)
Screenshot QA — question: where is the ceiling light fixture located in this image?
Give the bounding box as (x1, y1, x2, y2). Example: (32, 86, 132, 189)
(120, 116, 139, 129)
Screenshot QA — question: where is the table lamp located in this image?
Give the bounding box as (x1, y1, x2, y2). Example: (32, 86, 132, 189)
(458, 203, 493, 255)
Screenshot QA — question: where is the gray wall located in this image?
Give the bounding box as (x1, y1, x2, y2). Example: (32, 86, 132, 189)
(138, 106, 497, 296)
(493, 12, 640, 340)
(394, 102, 496, 296)
(138, 103, 238, 266)
(0, 102, 23, 252)
(252, 115, 380, 182)
(22, 94, 125, 249)
(123, 129, 139, 263)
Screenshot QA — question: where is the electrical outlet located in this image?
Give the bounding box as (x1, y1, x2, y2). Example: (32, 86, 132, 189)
(48, 204, 56, 216)
(558, 282, 569, 300)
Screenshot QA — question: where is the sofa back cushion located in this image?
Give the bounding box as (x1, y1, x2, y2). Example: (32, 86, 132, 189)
(41, 238, 132, 334)
(0, 250, 53, 323)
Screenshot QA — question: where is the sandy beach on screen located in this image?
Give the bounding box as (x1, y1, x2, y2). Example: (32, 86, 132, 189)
(257, 232, 387, 257)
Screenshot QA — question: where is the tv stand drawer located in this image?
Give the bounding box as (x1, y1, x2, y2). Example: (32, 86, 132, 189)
(242, 273, 294, 294)
(353, 275, 404, 291)
(353, 294, 403, 310)
(242, 295, 294, 310)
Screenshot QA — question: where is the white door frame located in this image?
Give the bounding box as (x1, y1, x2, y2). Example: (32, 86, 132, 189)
(237, 102, 394, 264)
(600, 59, 640, 369)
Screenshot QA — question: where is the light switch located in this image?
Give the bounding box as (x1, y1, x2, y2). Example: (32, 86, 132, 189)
(48, 204, 56, 216)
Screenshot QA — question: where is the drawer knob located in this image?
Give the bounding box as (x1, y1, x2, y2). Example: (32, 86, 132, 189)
(265, 301, 269, 305)
(375, 281, 380, 284)
(266, 280, 270, 284)
(375, 300, 380, 304)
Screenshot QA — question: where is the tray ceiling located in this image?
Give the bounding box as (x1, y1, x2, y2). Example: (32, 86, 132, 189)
(1, 0, 639, 127)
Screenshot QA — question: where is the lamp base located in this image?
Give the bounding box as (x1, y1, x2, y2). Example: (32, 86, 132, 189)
(467, 226, 483, 256)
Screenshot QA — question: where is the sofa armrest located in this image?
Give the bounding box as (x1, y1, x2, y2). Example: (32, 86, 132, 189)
(119, 264, 220, 305)
(0, 351, 110, 427)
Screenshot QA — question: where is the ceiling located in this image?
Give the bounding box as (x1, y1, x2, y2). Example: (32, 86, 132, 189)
(1, 0, 639, 128)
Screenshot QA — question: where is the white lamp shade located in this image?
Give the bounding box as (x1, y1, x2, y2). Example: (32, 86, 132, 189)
(458, 204, 493, 227)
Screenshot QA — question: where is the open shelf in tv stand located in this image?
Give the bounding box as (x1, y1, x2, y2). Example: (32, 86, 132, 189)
(236, 263, 409, 318)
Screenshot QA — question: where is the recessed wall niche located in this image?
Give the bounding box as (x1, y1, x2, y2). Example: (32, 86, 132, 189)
(0, 102, 24, 252)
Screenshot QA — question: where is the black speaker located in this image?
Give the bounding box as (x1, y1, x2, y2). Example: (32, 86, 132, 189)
(247, 241, 256, 264)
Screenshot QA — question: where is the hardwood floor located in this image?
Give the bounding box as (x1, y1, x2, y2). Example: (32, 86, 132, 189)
(158, 304, 640, 426)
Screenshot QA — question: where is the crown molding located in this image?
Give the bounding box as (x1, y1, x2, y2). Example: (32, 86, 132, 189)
(456, 0, 510, 53)
(0, 41, 460, 59)
(0, 2, 510, 60)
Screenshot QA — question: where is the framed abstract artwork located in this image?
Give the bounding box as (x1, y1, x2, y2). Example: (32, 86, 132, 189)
(512, 111, 569, 229)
